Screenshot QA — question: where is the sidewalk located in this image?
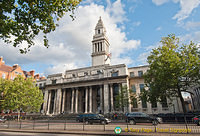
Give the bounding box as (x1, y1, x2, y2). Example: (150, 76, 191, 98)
(0, 129, 200, 136)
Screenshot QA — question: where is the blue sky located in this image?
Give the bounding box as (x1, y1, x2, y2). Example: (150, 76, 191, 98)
(0, 0, 200, 77)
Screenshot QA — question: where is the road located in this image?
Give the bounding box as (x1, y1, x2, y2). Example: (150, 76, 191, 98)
(0, 121, 199, 134)
(0, 132, 101, 136)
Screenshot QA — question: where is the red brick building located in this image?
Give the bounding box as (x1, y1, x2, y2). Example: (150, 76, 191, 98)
(0, 56, 38, 80)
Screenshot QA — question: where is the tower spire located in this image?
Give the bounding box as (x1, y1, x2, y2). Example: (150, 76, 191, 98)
(91, 17, 110, 66)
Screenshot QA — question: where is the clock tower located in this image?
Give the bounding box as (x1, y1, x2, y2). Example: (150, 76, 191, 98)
(91, 17, 111, 66)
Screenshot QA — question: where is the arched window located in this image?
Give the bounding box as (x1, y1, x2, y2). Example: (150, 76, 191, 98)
(98, 29, 100, 34)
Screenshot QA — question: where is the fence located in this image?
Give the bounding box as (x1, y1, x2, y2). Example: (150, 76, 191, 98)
(0, 118, 200, 134)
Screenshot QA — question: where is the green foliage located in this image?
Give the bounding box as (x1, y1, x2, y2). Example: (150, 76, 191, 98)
(0, 0, 82, 53)
(142, 34, 200, 112)
(115, 85, 136, 112)
(0, 75, 43, 113)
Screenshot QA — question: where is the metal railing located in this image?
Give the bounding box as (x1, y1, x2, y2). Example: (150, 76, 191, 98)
(0, 117, 199, 134)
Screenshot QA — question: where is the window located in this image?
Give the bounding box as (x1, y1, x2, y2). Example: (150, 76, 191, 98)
(2, 73, 6, 79)
(15, 71, 18, 74)
(138, 71, 143, 77)
(142, 99, 147, 108)
(131, 85, 136, 93)
(98, 29, 100, 34)
(151, 101, 157, 108)
(97, 43, 99, 52)
(111, 72, 118, 77)
(139, 84, 144, 92)
(100, 42, 102, 51)
(161, 97, 168, 108)
(52, 80, 57, 84)
(130, 72, 134, 77)
(95, 43, 97, 52)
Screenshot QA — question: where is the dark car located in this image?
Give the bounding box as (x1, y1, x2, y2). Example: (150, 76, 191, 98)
(76, 114, 111, 124)
(193, 115, 200, 126)
(126, 112, 161, 125)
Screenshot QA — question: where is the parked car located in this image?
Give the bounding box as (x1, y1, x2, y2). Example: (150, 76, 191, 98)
(76, 114, 111, 124)
(126, 112, 161, 125)
(0, 117, 6, 123)
(193, 115, 200, 126)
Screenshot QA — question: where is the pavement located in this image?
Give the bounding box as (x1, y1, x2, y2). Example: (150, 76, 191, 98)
(0, 129, 200, 136)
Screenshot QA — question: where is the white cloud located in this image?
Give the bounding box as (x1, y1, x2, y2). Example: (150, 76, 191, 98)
(133, 21, 141, 27)
(0, 1, 140, 75)
(180, 31, 200, 44)
(173, 0, 200, 23)
(156, 26, 162, 31)
(184, 21, 200, 30)
(45, 63, 77, 75)
(152, 0, 200, 23)
(152, 0, 169, 6)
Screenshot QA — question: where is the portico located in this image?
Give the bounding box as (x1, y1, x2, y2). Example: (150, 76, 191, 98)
(43, 70, 130, 115)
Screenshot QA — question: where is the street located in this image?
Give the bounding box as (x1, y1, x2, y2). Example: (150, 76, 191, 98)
(0, 132, 101, 136)
(0, 120, 200, 134)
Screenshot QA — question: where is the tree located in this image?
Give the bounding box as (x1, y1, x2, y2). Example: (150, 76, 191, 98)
(115, 85, 136, 112)
(0, 75, 43, 120)
(0, 0, 82, 53)
(142, 34, 200, 114)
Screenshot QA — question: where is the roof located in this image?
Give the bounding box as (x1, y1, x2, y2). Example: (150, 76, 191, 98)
(0, 64, 13, 72)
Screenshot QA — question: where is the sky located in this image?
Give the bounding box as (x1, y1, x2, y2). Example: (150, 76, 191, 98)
(0, 0, 200, 77)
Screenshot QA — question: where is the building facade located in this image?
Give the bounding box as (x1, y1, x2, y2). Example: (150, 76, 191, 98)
(0, 56, 38, 80)
(40, 17, 182, 115)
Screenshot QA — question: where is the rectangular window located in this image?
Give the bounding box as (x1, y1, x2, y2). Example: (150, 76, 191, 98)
(111, 72, 118, 77)
(138, 71, 143, 77)
(139, 84, 144, 92)
(52, 80, 57, 84)
(142, 99, 147, 108)
(161, 97, 168, 108)
(130, 72, 134, 77)
(151, 101, 157, 108)
(97, 43, 99, 52)
(95, 43, 97, 52)
(2, 73, 6, 79)
(131, 85, 136, 93)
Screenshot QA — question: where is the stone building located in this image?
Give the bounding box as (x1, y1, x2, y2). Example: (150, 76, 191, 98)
(40, 17, 181, 115)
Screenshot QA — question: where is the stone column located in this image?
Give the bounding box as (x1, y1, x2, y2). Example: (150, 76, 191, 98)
(71, 89, 75, 113)
(104, 84, 109, 114)
(43, 89, 48, 114)
(110, 84, 114, 113)
(85, 87, 88, 113)
(99, 85, 103, 113)
(75, 88, 79, 113)
(56, 88, 62, 114)
(47, 91, 51, 114)
(62, 89, 66, 113)
(89, 86, 92, 113)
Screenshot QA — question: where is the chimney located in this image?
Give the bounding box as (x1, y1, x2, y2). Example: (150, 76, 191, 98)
(34, 74, 39, 79)
(13, 64, 19, 69)
(30, 70, 35, 77)
(0, 56, 4, 65)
